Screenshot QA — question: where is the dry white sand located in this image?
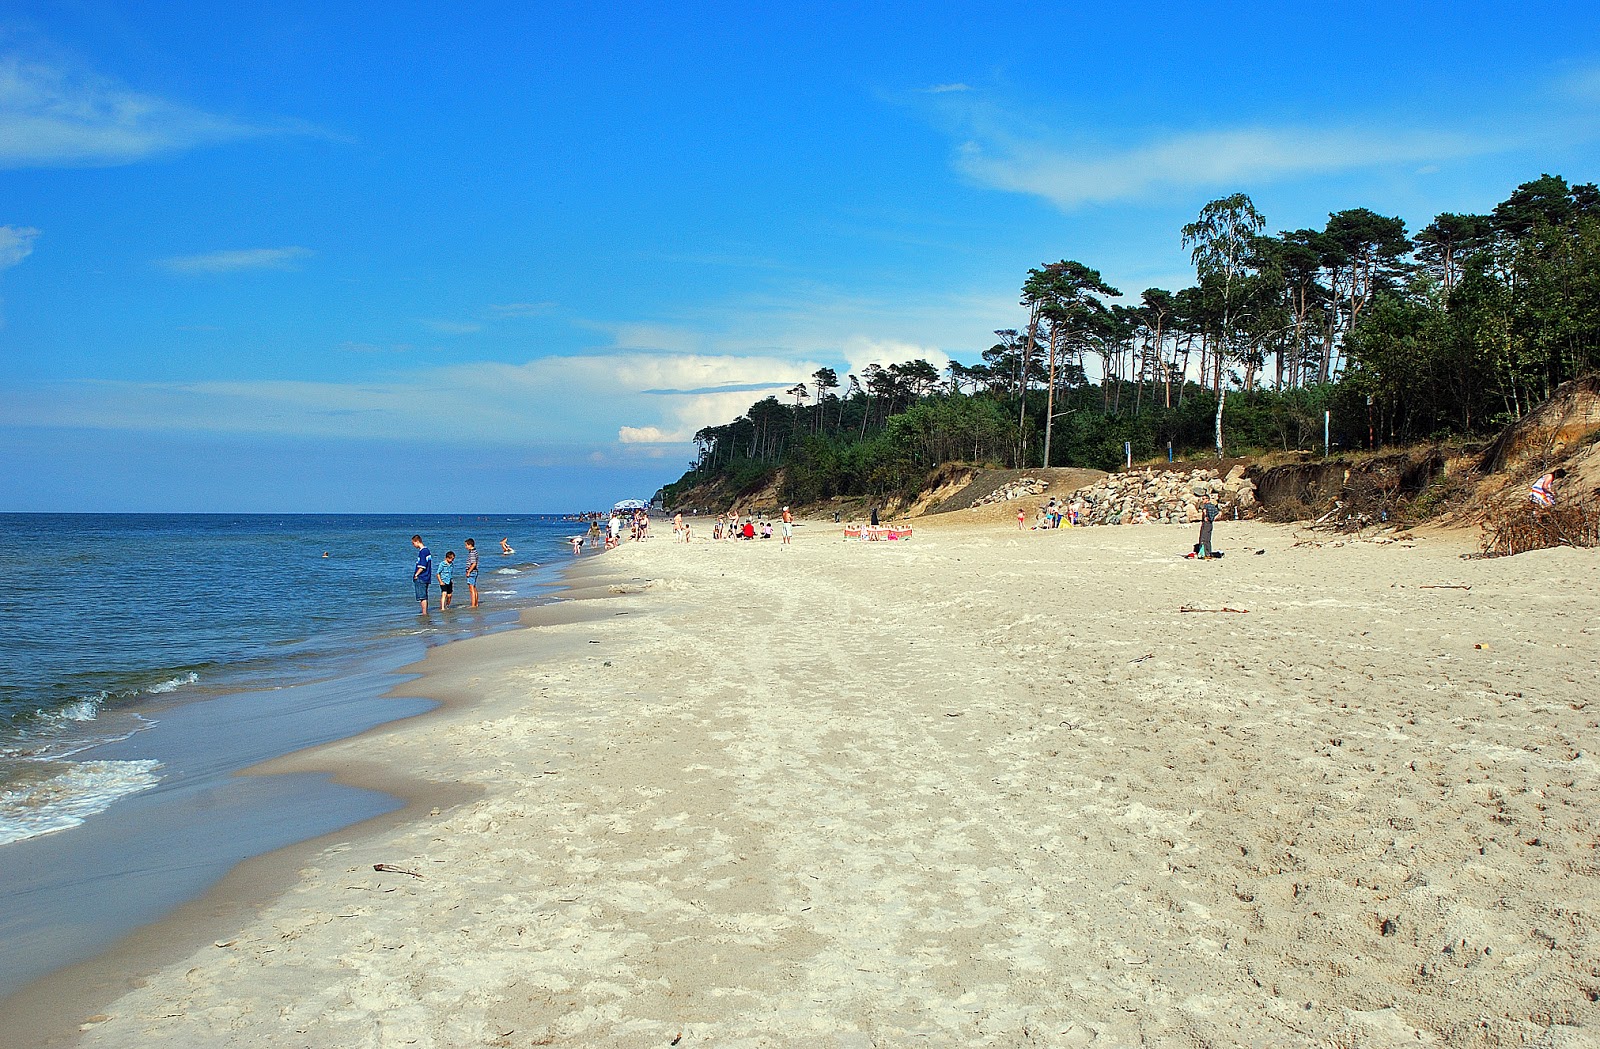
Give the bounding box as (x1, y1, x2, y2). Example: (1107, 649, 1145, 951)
(45, 518, 1600, 1047)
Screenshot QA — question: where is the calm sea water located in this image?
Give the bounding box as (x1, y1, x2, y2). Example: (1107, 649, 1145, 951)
(0, 513, 589, 847)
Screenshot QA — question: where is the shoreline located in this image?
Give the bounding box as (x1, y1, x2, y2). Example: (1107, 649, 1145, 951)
(0, 551, 634, 1047)
(12, 519, 1600, 1046)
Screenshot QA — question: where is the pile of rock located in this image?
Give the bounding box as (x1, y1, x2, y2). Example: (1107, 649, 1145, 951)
(968, 477, 1050, 508)
(1068, 466, 1258, 525)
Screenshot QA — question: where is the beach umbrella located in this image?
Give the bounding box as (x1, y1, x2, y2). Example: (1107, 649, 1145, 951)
(612, 498, 648, 511)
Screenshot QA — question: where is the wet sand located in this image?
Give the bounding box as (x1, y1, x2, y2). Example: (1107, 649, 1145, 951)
(16, 518, 1600, 1047)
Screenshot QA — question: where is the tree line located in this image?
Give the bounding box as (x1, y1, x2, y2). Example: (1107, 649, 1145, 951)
(665, 172, 1600, 507)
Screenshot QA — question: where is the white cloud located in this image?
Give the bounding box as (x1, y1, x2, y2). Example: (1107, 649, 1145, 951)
(618, 425, 671, 443)
(0, 56, 305, 169)
(923, 83, 972, 94)
(955, 125, 1498, 210)
(159, 247, 313, 274)
(0, 351, 822, 450)
(840, 336, 950, 378)
(0, 225, 39, 270)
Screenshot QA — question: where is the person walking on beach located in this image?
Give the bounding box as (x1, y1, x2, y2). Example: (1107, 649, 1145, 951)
(438, 551, 456, 611)
(781, 506, 793, 546)
(1530, 468, 1567, 508)
(411, 535, 433, 615)
(463, 538, 479, 608)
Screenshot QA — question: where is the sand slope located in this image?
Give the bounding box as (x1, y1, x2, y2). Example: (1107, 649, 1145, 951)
(65, 520, 1599, 1048)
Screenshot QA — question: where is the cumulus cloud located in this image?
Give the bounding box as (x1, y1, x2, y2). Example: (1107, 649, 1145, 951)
(159, 247, 313, 274)
(955, 125, 1497, 210)
(0, 225, 39, 270)
(0, 56, 309, 169)
(618, 425, 672, 443)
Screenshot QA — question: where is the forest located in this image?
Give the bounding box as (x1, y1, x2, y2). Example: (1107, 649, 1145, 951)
(663, 173, 1600, 507)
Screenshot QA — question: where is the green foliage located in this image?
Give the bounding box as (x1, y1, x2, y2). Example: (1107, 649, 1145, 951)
(665, 172, 1600, 510)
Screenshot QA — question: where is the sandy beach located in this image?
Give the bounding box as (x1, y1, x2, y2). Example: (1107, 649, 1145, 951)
(14, 516, 1599, 1048)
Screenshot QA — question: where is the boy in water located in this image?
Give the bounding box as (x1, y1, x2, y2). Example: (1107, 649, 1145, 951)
(438, 551, 456, 610)
(411, 535, 433, 615)
(463, 538, 479, 608)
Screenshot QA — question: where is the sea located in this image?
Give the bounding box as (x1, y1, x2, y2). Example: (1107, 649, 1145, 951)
(0, 512, 596, 999)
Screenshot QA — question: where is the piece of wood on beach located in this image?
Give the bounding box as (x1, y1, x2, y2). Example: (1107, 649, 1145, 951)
(373, 863, 423, 878)
(1179, 606, 1249, 614)
(1419, 584, 1472, 590)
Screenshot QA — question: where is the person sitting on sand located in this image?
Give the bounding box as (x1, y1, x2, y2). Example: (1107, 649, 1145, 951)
(742, 519, 756, 540)
(1530, 468, 1567, 508)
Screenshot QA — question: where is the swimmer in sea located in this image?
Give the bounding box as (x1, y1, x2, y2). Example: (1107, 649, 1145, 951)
(500, 537, 514, 555)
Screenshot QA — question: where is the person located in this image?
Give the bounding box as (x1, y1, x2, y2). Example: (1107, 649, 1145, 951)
(609, 514, 622, 543)
(673, 512, 684, 541)
(742, 518, 756, 540)
(438, 551, 456, 610)
(781, 506, 793, 546)
(569, 535, 583, 554)
(761, 519, 772, 539)
(1017, 509, 1026, 530)
(587, 520, 602, 546)
(463, 538, 479, 608)
(411, 535, 433, 614)
(1530, 468, 1567, 508)
(1196, 499, 1219, 559)
(870, 506, 880, 527)
(500, 537, 514, 555)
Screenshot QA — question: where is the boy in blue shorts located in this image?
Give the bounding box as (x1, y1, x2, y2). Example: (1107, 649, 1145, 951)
(438, 550, 456, 610)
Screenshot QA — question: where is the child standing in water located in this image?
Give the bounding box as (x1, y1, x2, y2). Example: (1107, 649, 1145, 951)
(463, 538, 479, 608)
(438, 551, 456, 610)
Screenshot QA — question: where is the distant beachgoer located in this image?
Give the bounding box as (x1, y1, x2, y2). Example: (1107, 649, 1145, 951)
(587, 521, 602, 545)
(870, 506, 880, 527)
(742, 520, 756, 540)
(463, 538, 479, 608)
(569, 536, 583, 554)
(1530, 468, 1567, 508)
(781, 507, 793, 545)
(609, 515, 622, 542)
(411, 535, 433, 614)
(673, 512, 684, 541)
(438, 551, 456, 610)
(500, 537, 514, 555)
(1017, 509, 1026, 530)
(1196, 500, 1219, 559)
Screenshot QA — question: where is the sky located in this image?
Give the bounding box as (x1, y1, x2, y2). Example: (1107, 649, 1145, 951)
(3, 1, 1599, 512)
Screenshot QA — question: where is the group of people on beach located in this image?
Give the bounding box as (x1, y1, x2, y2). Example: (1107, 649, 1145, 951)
(706, 508, 793, 545)
(410, 535, 484, 614)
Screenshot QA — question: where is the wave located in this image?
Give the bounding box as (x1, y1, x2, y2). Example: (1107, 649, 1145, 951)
(0, 759, 163, 846)
(144, 671, 200, 695)
(494, 568, 522, 575)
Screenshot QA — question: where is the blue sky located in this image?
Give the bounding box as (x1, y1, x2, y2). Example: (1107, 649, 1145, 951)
(3, 2, 1599, 511)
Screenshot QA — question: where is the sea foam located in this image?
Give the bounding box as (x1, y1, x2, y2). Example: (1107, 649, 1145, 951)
(0, 760, 163, 846)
